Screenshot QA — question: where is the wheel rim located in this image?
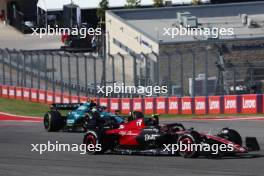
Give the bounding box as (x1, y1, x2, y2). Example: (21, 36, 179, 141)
(179, 137, 195, 156)
(85, 133, 97, 154)
(86, 134, 96, 145)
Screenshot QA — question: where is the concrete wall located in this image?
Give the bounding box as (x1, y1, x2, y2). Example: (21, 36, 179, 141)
(106, 11, 159, 55)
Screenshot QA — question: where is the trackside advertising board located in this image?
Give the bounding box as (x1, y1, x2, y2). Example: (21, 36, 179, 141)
(23, 87, 31, 101)
(121, 98, 131, 114)
(46, 91, 54, 104)
(99, 98, 109, 109)
(181, 97, 193, 114)
(8, 86, 15, 99)
(241, 94, 262, 114)
(133, 98, 143, 112)
(54, 93, 62, 103)
(144, 97, 154, 114)
(168, 97, 180, 114)
(38, 90, 46, 103)
(15, 87, 23, 100)
(110, 98, 120, 113)
(224, 95, 239, 114)
(0, 85, 264, 115)
(62, 94, 70, 104)
(156, 97, 167, 114)
(195, 97, 207, 115)
(1, 85, 8, 98)
(30, 89, 38, 102)
(208, 96, 222, 114)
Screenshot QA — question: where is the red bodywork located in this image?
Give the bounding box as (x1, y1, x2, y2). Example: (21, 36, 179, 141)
(106, 119, 145, 145)
(61, 33, 69, 43)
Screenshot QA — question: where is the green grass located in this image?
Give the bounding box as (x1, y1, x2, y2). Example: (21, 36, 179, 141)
(0, 97, 49, 117)
(0, 97, 262, 118)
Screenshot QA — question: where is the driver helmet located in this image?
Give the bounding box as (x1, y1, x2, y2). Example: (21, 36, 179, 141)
(91, 107, 97, 113)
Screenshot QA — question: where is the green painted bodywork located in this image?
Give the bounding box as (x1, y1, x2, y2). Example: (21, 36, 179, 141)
(66, 103, 124, 127)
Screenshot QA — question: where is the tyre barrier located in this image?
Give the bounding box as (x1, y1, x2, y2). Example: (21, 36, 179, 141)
(0, 84, 263, 115)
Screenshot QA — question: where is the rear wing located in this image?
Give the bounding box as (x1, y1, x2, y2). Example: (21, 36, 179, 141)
(51, 103, 83, 110)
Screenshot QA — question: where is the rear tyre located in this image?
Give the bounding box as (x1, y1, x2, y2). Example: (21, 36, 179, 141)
(43, 111, 63, 132)
(218, 128, 242, 146)
(177, 131, 201, 158)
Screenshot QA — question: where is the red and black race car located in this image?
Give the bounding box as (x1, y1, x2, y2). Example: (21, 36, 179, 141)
(83, 111, 260, 158)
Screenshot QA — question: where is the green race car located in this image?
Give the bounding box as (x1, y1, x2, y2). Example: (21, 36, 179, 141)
(43, 102, 124, 132)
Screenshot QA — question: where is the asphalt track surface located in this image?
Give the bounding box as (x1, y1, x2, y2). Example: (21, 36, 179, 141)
(0, 118, 264, 176)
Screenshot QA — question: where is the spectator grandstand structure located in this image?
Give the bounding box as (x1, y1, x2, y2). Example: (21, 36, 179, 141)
(106, 1, 264, 96)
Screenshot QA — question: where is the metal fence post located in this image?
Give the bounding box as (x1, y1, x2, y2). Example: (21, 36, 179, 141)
(102, 54, 106, 89)
(37, 52, 41, 89)
(141, 53, 149, 88)
(0, 49, 5, 85)
(76, 54, 80, 97)
(131, 54, 138, 88)
(250, 68, 254, 94)
(109, 54, 115, 90)
(92, 54, 97, 97)
(2, 49, 6, 85)
(84, 55, 88, 97)
(30, 52, 34, 88)
(204, 48, 208, 96)
(175, 50, 183, 97)
(59, 53, 64, 97)
(189, 49, 196, 97)
(15, 49, 20, 87)
(168, 53, 172, 96)
(67, 54, 72, 98)
(164, 52, 172, 96)
(6, 49, 13, 86)
(233, 68, 236, 94)
(51, 53, 55, 96)
(44, 52, 48, 91)
(22, 51, 26, 87)
(118, 52, 125, 88)
(151, 52, 159, 87)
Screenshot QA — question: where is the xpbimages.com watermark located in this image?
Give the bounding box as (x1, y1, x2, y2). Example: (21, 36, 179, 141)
(97, 83, 168, 97)
(30, 141, 234, 155)
(163, 142, 234, 155)
(163, 25, 234, 39)
(31, 25, 102, 38)
(30, 141, 101, 155)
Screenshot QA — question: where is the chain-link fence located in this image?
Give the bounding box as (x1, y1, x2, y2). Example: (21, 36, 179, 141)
(1, 47, 264, 98)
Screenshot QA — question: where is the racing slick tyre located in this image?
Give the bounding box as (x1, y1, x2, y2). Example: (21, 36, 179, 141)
(44, 111, 64, 132)
(217, 128, 242, 146)
(83, 130, 105, 155)
(177, 131, 201, 158)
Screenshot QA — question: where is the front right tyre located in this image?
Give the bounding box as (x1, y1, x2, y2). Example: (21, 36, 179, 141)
(83, 130, 104, 155)
(177, 131, 201, 158)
